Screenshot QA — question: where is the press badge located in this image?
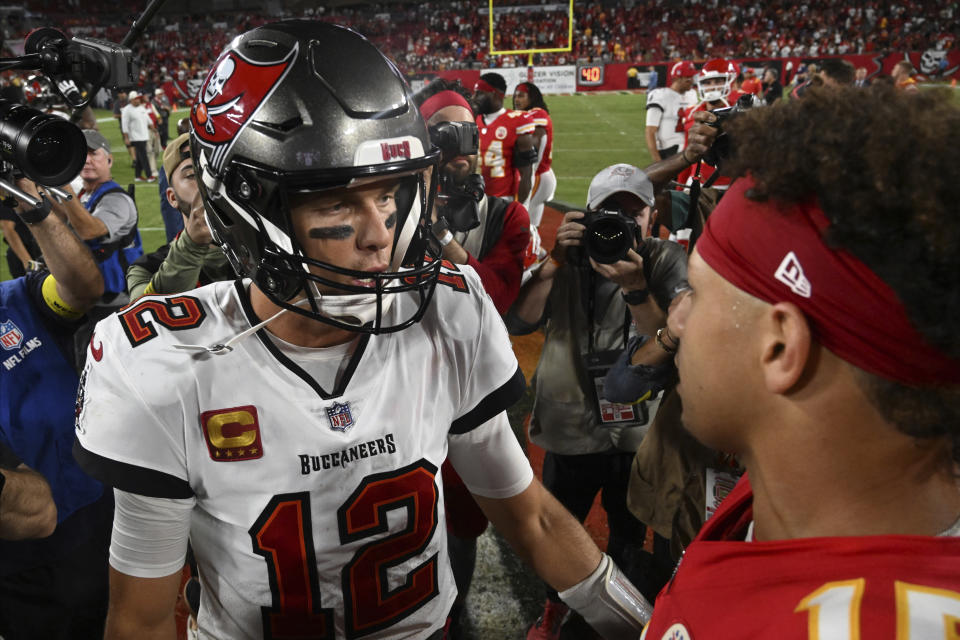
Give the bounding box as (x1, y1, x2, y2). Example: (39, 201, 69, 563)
(585, 350, 650, 428)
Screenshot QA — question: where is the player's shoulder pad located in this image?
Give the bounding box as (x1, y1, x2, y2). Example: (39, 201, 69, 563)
(421, 262, 490, 335)
(94, 281, 229, 360)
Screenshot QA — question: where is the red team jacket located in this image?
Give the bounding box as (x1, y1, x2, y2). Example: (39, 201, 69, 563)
(642, 475, 960, 640)
(476, 109, 535, 198)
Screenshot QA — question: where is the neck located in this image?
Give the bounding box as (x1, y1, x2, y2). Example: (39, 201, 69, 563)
(483, 107, 505, 123)
(249, 284, 357, 349)
(745, 364, 960, 540)
(82, 177, 109, 193)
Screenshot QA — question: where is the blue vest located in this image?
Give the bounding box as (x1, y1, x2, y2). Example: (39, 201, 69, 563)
(85, 180, 144, 296)
(0, 278, 102, 523)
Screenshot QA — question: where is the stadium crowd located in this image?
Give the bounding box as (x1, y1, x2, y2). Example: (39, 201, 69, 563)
(3, 0, 958, 85)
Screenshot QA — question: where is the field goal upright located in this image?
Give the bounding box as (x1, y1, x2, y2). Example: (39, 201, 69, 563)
(487, 0, 574, 67)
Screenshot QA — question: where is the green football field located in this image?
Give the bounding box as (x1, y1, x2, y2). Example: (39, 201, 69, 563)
(0, 93, 649, 282)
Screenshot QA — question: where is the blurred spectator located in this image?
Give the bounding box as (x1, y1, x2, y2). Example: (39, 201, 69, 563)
(127, 133, 231, 300)
(120, 91, 155, 182)
(647, 66, 658, 91)
(0, 178, 111, 639)
(761, 67, 783, 104)
(892, 60, 920, 91)
(1, 199, 42, 278)
(855, 66, 869, 87)
(740, 68, 762, 95)
(152, 88, 172, 148)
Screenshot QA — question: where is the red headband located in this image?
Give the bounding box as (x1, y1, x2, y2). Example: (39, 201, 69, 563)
(419, 90, 473, 121)
(474, 78, 505, 98)
(696, 176, 960, 385)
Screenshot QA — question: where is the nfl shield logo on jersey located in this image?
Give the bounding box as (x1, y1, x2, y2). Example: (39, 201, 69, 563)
(0, 320, 23, 351)
(326, 402, 355, 433)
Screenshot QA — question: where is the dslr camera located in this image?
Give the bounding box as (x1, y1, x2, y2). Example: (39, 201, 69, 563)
(428, 120, 478, 164)
(580, 208, 640, 265)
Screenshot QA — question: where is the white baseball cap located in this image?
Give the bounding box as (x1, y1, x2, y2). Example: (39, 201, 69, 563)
(586, 163, 655, 210)
(128, 90, 140, 100)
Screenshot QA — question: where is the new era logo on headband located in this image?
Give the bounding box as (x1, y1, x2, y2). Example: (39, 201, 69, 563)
(774, 252, 812, 298)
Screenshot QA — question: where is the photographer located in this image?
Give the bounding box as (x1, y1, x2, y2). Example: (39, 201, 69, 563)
(412, 78, 530, 314)
(0, 180, 112, 639)
(506, 163, 688, 638)
(43, 129, 143, 307)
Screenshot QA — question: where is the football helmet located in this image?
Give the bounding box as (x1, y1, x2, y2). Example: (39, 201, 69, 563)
(190, 21, 443, 334)
(668, 60, 697, 82)
(696, 58, 736, 103)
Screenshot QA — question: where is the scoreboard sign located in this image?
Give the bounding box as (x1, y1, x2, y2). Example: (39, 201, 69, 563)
(577, 64, 605, 87)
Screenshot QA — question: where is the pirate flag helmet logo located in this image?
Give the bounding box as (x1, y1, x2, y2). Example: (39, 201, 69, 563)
(189, 21, 443, 334)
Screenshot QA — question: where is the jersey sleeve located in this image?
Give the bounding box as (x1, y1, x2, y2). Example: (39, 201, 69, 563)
(447, 412, 533, 499)
(73, 316, 194, 499)
(529, 108, 549, 129)
(445, 267, 526, 435)
(515, 110, 536, 136)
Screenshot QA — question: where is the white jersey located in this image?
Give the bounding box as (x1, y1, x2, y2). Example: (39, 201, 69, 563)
(74, 265, 528, 639)
(645, 87, 696, 152)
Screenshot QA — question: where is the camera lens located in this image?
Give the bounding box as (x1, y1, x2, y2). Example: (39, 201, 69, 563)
(0, 99, 86, 185)
(585, 215, 633, 264)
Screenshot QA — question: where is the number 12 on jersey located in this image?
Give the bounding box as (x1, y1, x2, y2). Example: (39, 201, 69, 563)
(250, 460, 441, 639)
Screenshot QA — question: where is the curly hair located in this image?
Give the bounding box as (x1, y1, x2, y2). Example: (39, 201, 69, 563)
(724, 84, 960, 464)
(514, 82, 549, 113)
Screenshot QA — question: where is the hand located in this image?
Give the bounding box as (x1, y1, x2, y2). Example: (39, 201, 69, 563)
(184, 191, 213, 246)
(550, 210, 586, 264)
(589, 248, 648, 291)
(683, 111, 720, 164)
(13, 178, 42, 208)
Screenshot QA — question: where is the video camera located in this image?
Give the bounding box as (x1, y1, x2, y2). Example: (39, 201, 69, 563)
(0, 4, 153, 191)
(428, 120, 484, 232)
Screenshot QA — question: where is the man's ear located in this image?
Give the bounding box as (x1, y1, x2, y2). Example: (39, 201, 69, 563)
(166, 187, 179, 210)
(759, 302, 812, 394)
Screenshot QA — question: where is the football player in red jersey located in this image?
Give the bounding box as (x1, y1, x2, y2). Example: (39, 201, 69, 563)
(473, 72, 538, 203)
(643, 84, 960, 639)
(512, 81, 555, 229)
(676, 58, 748, 191)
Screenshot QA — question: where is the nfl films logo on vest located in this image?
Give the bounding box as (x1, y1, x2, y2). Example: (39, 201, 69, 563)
(0, 320, 23, 351)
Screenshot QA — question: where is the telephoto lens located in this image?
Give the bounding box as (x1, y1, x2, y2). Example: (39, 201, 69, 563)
(0, 99, 86, 186)
(583, 209, 637, 264)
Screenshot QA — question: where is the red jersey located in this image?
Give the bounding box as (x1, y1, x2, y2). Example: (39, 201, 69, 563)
(526, 107, 553, 175)
(642, 476, 960, 640)
(476, 109, 536, 198)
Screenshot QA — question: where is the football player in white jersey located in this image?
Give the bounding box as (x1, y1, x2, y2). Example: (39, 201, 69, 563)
(74, 21, 650, 640)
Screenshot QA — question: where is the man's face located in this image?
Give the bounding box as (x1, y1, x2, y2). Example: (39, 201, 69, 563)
(81, 148, 111, 183)
(168, 154, 198, 215)
(472, 89, 497, 115)
(288, 176, 403, 294)
(668, 249, 765, 451)
(763, 70, 775, 83)
(676, 76, 694, 92)
(856, 68, 867, 81)
(428, 105, 479, 186)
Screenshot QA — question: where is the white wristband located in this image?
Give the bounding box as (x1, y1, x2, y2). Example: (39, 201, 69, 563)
(438, 230, 454, 246)
(559, 553, 653, 636)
